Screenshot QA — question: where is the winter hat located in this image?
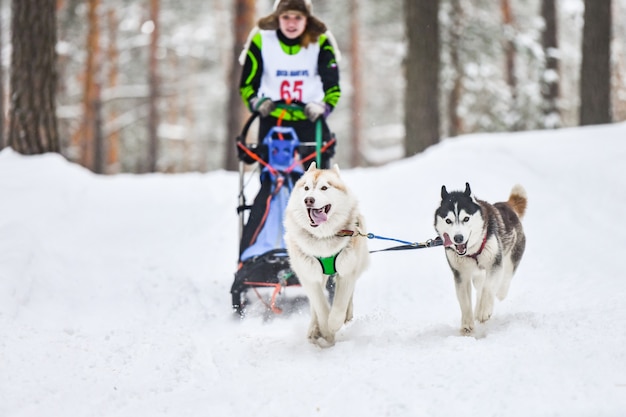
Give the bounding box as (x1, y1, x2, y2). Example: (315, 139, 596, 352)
(239, 0, 341, 64)
(274, 0, 311, 16)
(257, 0, 326, 41)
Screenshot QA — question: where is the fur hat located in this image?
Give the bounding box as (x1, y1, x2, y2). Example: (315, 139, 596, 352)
(274, 0, 311, 16)
(257, 0, 327, 44)
(239, 0, 341, 65)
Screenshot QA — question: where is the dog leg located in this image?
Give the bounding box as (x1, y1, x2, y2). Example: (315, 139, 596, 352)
(307, 305, 323, 340)
(472, 270, 486, 315)
(497, 257, 515, 301)
(300, 278, 333, 344)
(328, 275, 357, 335)
(475, 284, 495, 323)
(455, 276, 474, 334)
(473, 269, 493, 323)
(345, 294, 354, 323)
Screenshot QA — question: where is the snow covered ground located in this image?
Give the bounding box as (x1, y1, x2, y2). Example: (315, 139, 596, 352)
(1, 123, 626, 417)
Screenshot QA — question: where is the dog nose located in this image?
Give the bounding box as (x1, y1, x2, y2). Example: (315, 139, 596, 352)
(304, 197, 315, 207)
(454, 234, 464, 244)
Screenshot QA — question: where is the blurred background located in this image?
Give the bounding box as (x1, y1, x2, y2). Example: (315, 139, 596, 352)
(1, 0, 624, 173)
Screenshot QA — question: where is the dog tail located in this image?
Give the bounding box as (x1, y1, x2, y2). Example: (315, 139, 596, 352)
(508, 184, 527, 219)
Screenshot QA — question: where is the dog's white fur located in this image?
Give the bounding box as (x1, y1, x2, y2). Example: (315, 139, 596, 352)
(434, 183, 527, 335)
(284, 163, 369, 346)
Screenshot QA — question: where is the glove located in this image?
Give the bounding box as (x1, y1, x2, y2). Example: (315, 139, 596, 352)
(250, 97, 275, 117)
(304, 102, 327, 122)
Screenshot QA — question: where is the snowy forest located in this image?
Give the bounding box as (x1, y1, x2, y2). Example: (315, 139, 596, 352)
(1, 0, 625, 173)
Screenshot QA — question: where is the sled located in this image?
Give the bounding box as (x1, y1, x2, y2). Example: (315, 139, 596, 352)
(230, 102, 336, 317)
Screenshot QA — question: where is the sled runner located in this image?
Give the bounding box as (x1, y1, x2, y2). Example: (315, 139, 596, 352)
(230, 101, 336, 317)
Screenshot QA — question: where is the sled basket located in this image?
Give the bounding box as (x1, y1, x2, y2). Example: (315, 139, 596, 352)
(230, 103, 336, 317)
(230, 249, 299, 315)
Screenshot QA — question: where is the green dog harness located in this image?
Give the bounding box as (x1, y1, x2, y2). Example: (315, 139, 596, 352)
(317, 253, 339, 276)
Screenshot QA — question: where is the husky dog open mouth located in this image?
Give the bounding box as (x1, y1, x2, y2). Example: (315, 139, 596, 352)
(441, 232, 468, 255)
(307, 204, 331, 227)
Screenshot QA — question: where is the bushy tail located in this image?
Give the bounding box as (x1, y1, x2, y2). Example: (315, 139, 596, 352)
(508, 184, 527, 220)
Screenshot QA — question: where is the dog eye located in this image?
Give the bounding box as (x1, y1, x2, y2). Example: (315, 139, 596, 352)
(321, 186, 328, 191)
(446, 219, 452, 224)
(304, 186, 309, 191)
(463, 216, 470, 222)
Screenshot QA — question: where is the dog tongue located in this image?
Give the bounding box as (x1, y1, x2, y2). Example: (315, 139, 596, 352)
(443, 233, 454, 247)
(310, 208, 328, 225)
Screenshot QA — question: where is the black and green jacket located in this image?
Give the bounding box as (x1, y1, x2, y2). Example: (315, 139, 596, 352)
(239, 29, 341, 119)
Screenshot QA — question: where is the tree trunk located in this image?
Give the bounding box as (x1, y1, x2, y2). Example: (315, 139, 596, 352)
(225, 0, 255, 171)
(501, 0, 516, 90)
(404, 0, 440, 156)
(75, 0, 101, 170)
(8, 0, 60, 154)
(580, 0, 612, 125)
(540, 0, 560, 128)
(106, 8, 120, 172)
(147, 0, 160, 172)
(447, 0, 463, 137)
(93, 83, 104, 173)
(350, 0, 362, 167)
(0, 7, 4, 150)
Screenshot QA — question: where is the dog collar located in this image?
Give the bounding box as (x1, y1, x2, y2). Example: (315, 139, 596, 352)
(468, 233, 488, 260)
(335, 219, 363, 238)
(336, 229, 355, 237)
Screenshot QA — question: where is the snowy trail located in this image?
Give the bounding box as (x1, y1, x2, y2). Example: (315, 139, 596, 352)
(1, 123, 626, 416)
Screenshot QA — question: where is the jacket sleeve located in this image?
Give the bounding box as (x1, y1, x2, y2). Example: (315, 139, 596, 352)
(317, 34, 341, 110)
(239, 33, 263, 111)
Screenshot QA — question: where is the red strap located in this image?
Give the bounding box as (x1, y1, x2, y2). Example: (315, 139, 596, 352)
(239, 136, 336, 176)
(468, 233, 488, 260)
(286, 137, 336, 172)
(237, 141, 278, 177)
(248, 283, 285, 314)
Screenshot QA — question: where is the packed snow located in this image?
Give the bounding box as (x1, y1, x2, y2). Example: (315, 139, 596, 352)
(1, 123, 626, 417)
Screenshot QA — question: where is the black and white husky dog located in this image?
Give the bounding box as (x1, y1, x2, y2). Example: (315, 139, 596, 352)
(434, 183, 527, 334)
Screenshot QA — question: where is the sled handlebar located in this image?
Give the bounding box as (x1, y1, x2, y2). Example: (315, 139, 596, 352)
(236, 100, 329, 149)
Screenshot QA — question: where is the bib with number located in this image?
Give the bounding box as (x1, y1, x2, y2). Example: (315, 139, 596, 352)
(258, 30, 324, 104)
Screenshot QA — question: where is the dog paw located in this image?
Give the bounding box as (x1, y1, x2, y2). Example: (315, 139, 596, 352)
(460, 322, 474, 335)
(308, 329, 335, 347)
(307, 324, 323, 340)
(313, 334, 336, 348)
(475, 305, 493, 323)
(308, 322, 336, 347)
(476, 312, 492, 323)
(344, 310, 353, 324)
(475, 298, 494, 323)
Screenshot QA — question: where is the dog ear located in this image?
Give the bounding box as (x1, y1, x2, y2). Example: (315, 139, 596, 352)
(307, 161, 317, 172)
(332, 163, 341, 175)
(464, 182, 471, 196)
(441, 185, 449, 200)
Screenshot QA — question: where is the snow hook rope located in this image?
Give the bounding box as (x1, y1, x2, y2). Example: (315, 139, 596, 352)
(336, 229, 444, 253)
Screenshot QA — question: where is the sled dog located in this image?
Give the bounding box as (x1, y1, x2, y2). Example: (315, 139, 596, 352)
(284, 162, 369, 347)
(434, 183, 527, 334)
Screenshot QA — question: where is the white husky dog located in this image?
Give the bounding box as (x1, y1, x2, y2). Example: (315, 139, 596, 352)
(284, 162, 369, 347)
(434, 183, 527, 335)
